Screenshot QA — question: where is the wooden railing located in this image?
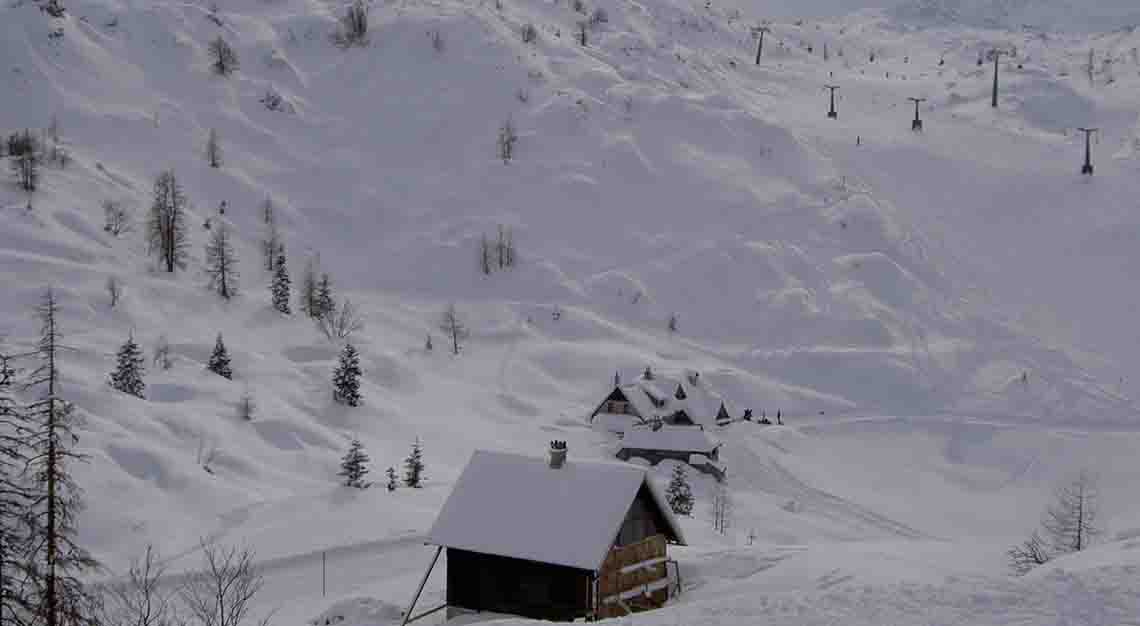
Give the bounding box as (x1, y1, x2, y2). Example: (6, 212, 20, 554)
(596, 535, 669, 619)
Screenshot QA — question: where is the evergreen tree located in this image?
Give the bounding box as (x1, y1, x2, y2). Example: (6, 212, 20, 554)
(665, 464, 694, 516)
(316, 274, 335, 319)
(204, 223, 239, 300)
(207, 334, 232, 380)
(403, 438, 425, 488)
(331, 343, 361, 407)
(337, 438, 370, 488)
(270, 253, 291, 315)
(108, 334, 146, 398)
(146, 170, 189, 273)
(22, 289, 100, 626)
(385, 467, 398, 492)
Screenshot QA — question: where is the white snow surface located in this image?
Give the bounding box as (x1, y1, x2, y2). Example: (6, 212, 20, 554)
(4, 0, 1140, 624)
(426, 449, 684, 571)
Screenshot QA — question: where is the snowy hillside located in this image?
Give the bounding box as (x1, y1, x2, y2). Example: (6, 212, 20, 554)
(3, 0, 1140, 623)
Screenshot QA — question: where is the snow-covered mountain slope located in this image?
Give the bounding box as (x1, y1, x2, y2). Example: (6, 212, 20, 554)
(890, 0, 1140, 31)
(3, 0, 1140, 622)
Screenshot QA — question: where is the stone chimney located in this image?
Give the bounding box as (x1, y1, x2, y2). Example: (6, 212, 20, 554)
(548, 440, 567, 469)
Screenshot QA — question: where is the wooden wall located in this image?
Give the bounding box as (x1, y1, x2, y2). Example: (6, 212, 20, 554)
(596, 534, 669, 620)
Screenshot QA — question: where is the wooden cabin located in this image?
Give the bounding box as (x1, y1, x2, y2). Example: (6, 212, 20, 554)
(617, 425, 725, 481)
(421, 444, 686, 622)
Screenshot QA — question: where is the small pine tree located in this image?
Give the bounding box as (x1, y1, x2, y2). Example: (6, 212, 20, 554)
(424, 334, 433, 352)
(667, 313, 678, 333)
(332, 343, 362, 407)
(403, 438, 425, 488)
(270, 253, 291, 314)
(207, 333, 233, 380)
(338, 438, 370, 488)
(109, 334, 146, 398)
(385, 466, 398, 492)
(666, 464, 694, 516)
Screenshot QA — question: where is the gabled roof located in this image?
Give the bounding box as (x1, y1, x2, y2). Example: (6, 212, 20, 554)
(427, 450, 685, 571)
(619, 425, 719, 454)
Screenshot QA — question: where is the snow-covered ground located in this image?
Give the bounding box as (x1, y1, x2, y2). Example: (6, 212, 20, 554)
(3, 0, 1140, 624)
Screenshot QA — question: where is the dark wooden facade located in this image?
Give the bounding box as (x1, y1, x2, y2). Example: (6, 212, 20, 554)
(444, 486, 674, 621)
(445, 549, 592, 621)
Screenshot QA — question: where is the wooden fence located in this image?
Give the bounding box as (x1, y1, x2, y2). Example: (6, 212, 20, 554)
(595, 535, 669, 620)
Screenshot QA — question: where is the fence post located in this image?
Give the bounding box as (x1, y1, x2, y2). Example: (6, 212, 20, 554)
(322, 551, 327, 597)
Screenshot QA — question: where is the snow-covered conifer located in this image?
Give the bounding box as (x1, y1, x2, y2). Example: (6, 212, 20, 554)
(385, 467, 398, 492)
(207, 333, 233, 380)
(666, 464, 694, 516)
(109, 334, 146, 398)
(403, 438, 425, 488)
(338, 438, 370, 488)
(332, 343, 361, 407)
(270, 253, 291, 314)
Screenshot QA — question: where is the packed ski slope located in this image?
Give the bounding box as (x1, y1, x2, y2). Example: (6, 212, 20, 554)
(3, 0, 1140, 624)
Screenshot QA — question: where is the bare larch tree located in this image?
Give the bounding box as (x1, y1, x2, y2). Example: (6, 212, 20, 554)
(147, 170, 189, 273)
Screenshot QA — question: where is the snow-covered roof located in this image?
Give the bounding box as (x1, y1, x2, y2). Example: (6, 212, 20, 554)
(427, 450, 685, 571)
(620, 425, 719, 454)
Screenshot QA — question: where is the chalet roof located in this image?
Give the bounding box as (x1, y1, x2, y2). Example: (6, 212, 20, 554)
(427, 450, 686, 571)
(619, 425, 719, 454)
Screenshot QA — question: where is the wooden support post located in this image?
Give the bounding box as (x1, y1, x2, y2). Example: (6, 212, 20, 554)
(401, 546, 443, 626)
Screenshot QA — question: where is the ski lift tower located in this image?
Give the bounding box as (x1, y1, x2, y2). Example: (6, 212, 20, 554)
(1078, 127, 1099, 175)
(908, 97, 926, 131)
(991, 49, 1006, 108)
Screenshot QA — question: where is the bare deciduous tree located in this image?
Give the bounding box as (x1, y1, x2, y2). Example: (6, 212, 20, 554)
(1008, 470, 1102, 575)
(333, 0, 368, 48)
(316, 298, 364, 341)
(1042, 470, 1100, 555)
(179, 542, 268, 626)
(520, 23, 537, 44)
(236, 391, 255, 421)
(479, 234, 492, 276)
(206, 129, 222, 168)
(204, 223, 239, 300)
(147, 170, 190, 273)
(496, 117, 517, 164)
(1007, 530, 1049, 575)
(10, 129, 40, 192)
(102, 546, 179, 626)
(153, 335, 172, 370)
(439, 304, 468, 356)
(106, 276, 122, 309)
(103, 200, 132, 236)
(208, 37, 239, 76)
